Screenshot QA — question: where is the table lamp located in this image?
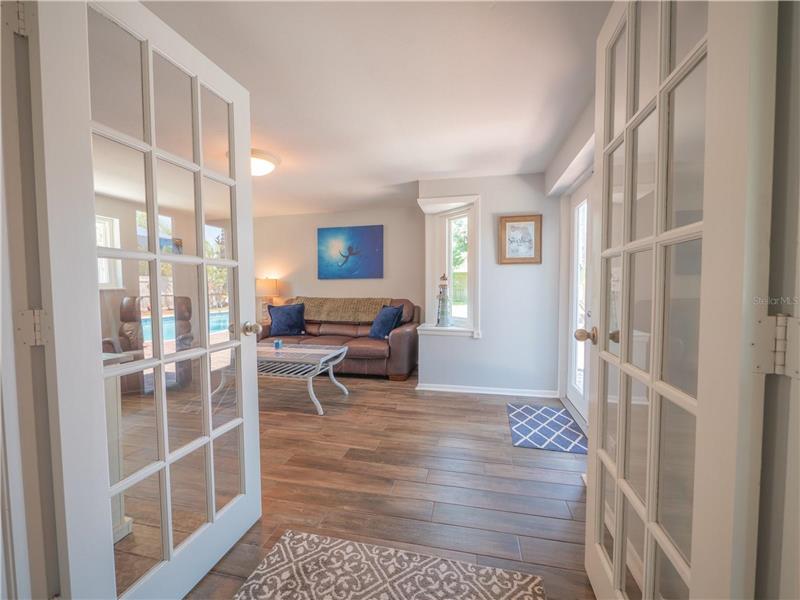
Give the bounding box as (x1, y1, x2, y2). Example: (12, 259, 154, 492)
(256, 278, 279, 300)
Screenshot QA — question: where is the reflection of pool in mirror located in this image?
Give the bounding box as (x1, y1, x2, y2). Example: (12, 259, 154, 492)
(142, 310, 229, 341)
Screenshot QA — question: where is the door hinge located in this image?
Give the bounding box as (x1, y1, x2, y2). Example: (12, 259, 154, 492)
(753, 314, 800, 379)
(16, 309, 47, 347)
(10, 1, 27, 36)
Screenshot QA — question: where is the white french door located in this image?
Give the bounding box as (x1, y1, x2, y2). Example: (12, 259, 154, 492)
(26, 2, 260, 598)
(567, 182, 591, 422)
(586, 2, 777, 599)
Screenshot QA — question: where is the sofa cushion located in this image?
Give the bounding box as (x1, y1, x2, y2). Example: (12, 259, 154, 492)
(269, 303, 305, 336)
(318, 322, 360, 337)
(304, 322, 321, 336)
(369, 305, 403, 339)
(301, 335, 352, 347)
(345, 337, 390, 359)
(389, 298, 415, 324)
(261, 336, 309, 345)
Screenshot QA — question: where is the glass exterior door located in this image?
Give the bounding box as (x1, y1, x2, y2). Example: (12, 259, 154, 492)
(567, 194, 590, 420)
(586, 2, 777, 599)
(26, 2, 259, 598)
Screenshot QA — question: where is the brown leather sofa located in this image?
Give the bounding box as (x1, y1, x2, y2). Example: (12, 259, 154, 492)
(258, 298, 420, 380)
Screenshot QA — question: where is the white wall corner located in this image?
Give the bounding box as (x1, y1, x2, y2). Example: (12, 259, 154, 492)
(545, 96, 596, 197)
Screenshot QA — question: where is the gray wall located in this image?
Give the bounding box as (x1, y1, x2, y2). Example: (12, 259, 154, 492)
(252, 202, 426, 307)
(757, 3, 800, 598)
(417, 173, 561, 394)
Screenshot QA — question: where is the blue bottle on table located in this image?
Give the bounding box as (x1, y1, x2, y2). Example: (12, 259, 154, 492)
(274, 339, 283, 350)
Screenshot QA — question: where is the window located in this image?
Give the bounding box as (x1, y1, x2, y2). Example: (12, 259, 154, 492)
(96, 215, 123, 289)
(447, 213, 469, 324)
(418, 195, 481, 337)
(137, 210, 176, 252)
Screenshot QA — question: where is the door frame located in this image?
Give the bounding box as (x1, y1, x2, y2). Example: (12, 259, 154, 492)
(22, 2, 260, 597)
(585, 2, 777, 599)
(564, 171, 593, 428)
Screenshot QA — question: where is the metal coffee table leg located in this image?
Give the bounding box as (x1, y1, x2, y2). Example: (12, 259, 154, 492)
(328, 366, 349, 396)
(306, 376, 325, 416)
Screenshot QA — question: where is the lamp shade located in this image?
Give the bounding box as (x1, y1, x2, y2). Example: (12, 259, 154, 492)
(256, 278, 279, 297)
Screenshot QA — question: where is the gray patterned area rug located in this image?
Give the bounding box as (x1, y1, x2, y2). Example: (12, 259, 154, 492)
(234, 530, 546, 600)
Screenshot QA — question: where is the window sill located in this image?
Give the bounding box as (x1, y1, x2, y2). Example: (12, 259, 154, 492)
(417, 324, 481, 339)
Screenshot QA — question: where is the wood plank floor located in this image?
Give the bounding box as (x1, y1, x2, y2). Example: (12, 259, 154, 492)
(187, 374, 594, 599)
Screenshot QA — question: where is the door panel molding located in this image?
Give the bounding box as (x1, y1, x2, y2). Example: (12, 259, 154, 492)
(26, 2, 258, 597)
(586, 2, 777, 599)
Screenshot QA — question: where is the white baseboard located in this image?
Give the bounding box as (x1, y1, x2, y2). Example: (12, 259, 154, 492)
(415, 383, 560, 398)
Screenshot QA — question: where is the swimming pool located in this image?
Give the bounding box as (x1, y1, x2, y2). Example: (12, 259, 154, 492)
(142, 311, 230, 341)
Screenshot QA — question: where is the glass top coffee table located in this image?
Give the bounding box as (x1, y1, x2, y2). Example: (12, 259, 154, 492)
(256, 344, 349, 415)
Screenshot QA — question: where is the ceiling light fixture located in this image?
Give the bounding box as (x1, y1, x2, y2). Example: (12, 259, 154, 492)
(251, 149, 280, 176)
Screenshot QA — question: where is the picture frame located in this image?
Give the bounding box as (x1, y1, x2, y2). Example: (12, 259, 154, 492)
(317, 224, 384, 279)
(498, 215, 542, 264)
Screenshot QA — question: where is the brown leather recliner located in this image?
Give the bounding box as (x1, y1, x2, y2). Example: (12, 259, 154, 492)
(102, 296, 146, 393)
(172, 296, 195, 389)
(258, 298, 419, 380)
(102, 296, 195, 391)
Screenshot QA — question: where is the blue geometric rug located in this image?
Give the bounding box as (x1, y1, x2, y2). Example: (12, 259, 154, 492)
(506, 403, 588, 455)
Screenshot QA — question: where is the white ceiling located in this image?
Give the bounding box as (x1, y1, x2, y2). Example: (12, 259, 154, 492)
(145, 1, 610, 217)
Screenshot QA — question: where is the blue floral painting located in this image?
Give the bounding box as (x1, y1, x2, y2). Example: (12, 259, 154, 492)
(317, 225, 384, 279)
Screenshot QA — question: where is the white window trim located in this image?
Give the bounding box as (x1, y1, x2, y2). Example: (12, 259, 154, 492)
(95, 215, 123, 290)
(417, 194, 481, 338)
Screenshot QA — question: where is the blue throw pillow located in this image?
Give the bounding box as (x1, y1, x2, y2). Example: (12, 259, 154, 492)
(369, 305, 403, 340)
(268, 303, 305, 336)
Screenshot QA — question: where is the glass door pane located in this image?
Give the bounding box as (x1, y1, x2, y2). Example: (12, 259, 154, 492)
(609, 24, 628, 141)
(156, 159, 198, 256)
(202, 178, 233, 259)
(661, 239, 702, 396)
(669, 1, 708, 72)
(602, 361, 620, 457)
(625, 377, 649, 502)
(170, 446, 209, 548)
(153, 53, 194, 161)
(608, 143, 625, 249)
(628, 250, 652, 371)
(605, 255, 622, 355)
(665, 60, 707, 230)
(658, 397, 696, 562)
(631, 111, 656, 240)
(88, 7, 144, 140)
(201, 86, 231, 176)
(570, 201, 588, 396)
(622, 497, 645, 600)
(92, 135, 149, 252)
(111, 472, 164, 596)
(635, 1, 659, 112)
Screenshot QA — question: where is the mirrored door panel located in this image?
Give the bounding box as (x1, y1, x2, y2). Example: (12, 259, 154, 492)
(593, 2, 707, 597)
(88, 4, 249, 596)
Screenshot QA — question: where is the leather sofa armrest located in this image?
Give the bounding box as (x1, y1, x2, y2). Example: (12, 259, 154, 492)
(257, 324, 271, 341)
(102, 337, 123, 353)
(176, 333, 194, 351)
(387, 322, 418, 381)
